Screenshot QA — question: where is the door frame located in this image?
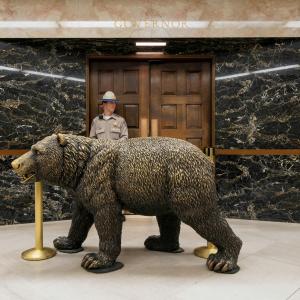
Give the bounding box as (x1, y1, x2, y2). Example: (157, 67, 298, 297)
(85, 54, 216, 148)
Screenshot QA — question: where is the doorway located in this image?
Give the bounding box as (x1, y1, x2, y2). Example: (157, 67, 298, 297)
(87, 55, 215, 150)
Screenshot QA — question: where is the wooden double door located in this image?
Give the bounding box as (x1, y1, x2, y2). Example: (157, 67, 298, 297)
(88, 56, 213, 149)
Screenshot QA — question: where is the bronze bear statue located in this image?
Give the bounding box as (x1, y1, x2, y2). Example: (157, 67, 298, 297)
(12, 133, 242, 274)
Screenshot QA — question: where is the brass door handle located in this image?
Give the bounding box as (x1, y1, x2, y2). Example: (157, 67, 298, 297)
(151, 119, 159, 137)
(204, 147, 215, 162)
(140, 117, 148, 137)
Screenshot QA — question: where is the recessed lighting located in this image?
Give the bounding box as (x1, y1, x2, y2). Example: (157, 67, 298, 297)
(136, 42, 166, 47)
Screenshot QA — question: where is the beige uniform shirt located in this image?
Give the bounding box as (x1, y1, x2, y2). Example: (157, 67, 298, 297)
(89, 113, 128, 141)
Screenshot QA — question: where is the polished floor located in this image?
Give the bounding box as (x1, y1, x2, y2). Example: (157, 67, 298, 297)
(0, 216, 300, 300)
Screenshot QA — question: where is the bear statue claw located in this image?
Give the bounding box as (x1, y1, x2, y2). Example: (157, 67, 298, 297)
(81, 253, 124, 273)
(53, 236, 84, 253)
(207, 252, 240, 274)
(144, 235, 184, 253)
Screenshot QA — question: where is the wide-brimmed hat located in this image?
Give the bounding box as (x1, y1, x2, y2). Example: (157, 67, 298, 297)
(100, 91, 120, 103)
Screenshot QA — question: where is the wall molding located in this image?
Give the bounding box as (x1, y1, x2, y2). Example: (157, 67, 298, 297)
(0, 149, 28, 155)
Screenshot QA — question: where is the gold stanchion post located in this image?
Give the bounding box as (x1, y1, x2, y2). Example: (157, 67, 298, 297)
(194, 147, 218, 259)
(21, 181, 56, 261)
(194, 242, 218, 259)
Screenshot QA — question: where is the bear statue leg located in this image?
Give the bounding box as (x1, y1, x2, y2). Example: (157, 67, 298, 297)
(81, 202, 124, 273)
(53, 201, 94, 253)
(144, 213, 184, 253)
(177, 208, 242, 274)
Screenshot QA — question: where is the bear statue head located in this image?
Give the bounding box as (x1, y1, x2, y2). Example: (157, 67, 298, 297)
(11, 133, 82, 188)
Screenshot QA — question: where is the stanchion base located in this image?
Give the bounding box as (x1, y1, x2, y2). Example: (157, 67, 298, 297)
(194, 246, 218, 259)
(21, 247, 56, 261)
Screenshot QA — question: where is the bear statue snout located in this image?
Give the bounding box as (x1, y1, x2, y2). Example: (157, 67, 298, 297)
(11, 157, 22, 170)
(11, 151, 36, 183)
(11, 153, 30, 171)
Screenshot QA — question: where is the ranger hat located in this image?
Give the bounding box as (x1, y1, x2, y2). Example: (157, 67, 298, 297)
(100, 91, 120, 103)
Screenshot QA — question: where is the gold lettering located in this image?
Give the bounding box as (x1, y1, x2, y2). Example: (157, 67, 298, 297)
(181, 21, 188, 28)
(114, 21, 123, 28)
(162, 21, 169, 28)
(113, 20, 189, 29)
(132, 21, 139, 28)
(171, 21, 180, 28)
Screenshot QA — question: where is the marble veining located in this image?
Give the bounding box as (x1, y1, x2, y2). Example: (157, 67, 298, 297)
(0, 155, 73, 225)
(216, 155, 300, 222)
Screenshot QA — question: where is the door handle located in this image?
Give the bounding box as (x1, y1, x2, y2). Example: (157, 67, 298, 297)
(140, 117, 148, 137)
(151, 119, 159, 137)
(203, 147, 215, 163)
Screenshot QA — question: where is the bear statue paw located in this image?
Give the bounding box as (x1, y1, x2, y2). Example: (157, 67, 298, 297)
(53, 236, 84, 253)
(81, 253, 124, 273)
(207, 252, 240, 274)
(144, 235, 184, 253)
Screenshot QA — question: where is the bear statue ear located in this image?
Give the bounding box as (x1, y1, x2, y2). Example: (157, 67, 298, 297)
(57, 133, 68, 146)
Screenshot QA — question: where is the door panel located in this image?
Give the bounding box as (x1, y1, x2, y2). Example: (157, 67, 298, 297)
(150, 61, 211, 149)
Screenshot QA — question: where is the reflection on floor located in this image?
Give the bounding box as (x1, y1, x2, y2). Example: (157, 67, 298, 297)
(0, 216, 300, 300)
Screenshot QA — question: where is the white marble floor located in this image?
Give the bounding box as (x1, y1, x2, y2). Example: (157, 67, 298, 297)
(0, 216, 300, 300)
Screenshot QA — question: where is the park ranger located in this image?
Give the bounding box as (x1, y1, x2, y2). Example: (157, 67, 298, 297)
(89, 91, 128, 141)
(89, 90, 128, 222)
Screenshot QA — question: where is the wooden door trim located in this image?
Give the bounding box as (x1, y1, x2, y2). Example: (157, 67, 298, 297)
(85, 54, 90, 136)
(86, 54, 215, 148)
(86, 54, 214, 61)
(0, 149, 29, 155)
(211, 56, 216, 148)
